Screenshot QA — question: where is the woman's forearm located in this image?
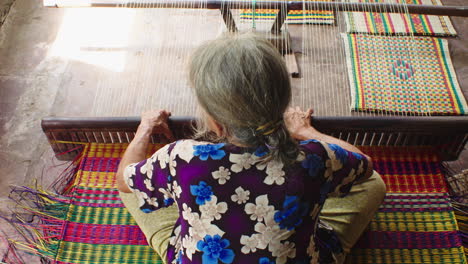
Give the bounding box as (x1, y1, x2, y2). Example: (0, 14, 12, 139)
(116, 126, 152, 193)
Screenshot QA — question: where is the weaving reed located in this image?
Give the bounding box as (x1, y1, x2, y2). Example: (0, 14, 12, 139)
(5, 143, 467, 263)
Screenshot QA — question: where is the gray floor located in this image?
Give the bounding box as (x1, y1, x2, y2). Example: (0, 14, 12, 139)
(0, 0, 467, 261)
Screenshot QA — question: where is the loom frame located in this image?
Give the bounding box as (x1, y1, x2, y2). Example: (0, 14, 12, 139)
(41, 1, 468, 162)
(43, 0, 468, 17)
(42, 116, 468, 161)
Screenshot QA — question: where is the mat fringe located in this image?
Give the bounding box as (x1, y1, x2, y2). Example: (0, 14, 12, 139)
(0, 148, 85, 263)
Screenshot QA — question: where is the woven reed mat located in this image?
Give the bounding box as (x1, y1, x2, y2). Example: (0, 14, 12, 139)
(348, 146, 466, 263)
(11, 143, 467, 263)
(344, 0, 457, 36)
(341, 34, 468, 115)
(239, 0, 334, 25)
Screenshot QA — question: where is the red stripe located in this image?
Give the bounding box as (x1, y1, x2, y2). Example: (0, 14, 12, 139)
(71, 200, 125, 208)
(63, 222, 148, 245)
(355, 231, 462, 249)
(74, 194, 121, 201)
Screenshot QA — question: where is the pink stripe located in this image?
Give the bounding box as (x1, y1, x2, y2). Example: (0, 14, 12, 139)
(63, 222, 148, 245)
(355, 231, 462, 249)
(72, 201, 125, 208)
(74, 195, 121, 201)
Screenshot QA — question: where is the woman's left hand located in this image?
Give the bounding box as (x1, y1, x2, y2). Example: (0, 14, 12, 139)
(137, 110, 175, 141)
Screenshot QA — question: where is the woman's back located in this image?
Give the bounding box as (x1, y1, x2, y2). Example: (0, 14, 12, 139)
(124, 138, 368, 264)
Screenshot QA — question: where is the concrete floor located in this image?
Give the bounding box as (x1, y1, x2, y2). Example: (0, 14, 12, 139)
(0, 0, 467, 261)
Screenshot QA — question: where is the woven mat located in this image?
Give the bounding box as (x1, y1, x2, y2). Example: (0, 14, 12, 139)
(341, 34, 468, 115)
(239, 0, 334, 25)
(344, 0, 457, 36)
(20, 143, 466, 263)
(55, 143, 163, 264)
(348, 146, 466, 263)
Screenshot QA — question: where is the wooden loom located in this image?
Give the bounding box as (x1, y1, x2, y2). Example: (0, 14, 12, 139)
(41, 1, 468, 161)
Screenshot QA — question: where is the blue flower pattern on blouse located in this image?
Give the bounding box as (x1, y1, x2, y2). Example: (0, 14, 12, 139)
(274, 196, 310, 230)
(352, 152, 363, 160)
(193, 143, 226, 161)
(299, 139, 319, 145)
(197, 235, 235, 264)
(254, 145, 268, 157)
(328, 143, 348, 165)
(190, 181, 213, 205)
(176, 250, 183, 264)
(141, 208, 153, 213)
(301, 154, 324, 178)
(164, 197, 174, 206)
(259, 257, 275, 264)
(125, 139, 367, 264)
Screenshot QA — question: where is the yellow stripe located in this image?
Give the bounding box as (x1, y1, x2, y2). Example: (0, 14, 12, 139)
(68, 205, 136, 225)
(75, 171, 118, 188)
(49, 140, 89, 145)
(84, 143, 164, 158)
(371, 211, 458, 232)
(365, 12, 376, 34)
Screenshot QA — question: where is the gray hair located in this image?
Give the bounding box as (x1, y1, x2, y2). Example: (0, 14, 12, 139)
(189, 33, 298, 165)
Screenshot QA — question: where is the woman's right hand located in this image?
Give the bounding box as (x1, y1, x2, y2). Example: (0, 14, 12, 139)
(138, 110, 175, 141)
(284, 107, 318, 140)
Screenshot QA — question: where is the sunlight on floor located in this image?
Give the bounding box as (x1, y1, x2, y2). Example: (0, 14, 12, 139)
(49, 8, 136, 72)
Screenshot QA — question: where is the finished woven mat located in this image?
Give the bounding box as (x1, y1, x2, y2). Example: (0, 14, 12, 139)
(344, 0, 457, 36)
(239, 0, 334, 25)
(341, 34, 468, 115)
(13, 143, 467, 263)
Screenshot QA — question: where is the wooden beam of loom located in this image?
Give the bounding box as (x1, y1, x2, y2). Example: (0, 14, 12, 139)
(42, 116, 468, 161)
(43, 0, 468, 17)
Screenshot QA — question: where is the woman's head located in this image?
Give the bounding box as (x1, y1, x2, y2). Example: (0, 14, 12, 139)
(189, 33, 298, 164)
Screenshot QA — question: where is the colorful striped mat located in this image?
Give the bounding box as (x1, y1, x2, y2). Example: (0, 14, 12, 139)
(348, 146, 466, 263)
(344, 0, 457, 36)
(341, 34, 468, 115)
(54, 143, 163, 264)
(9, 143, 467, 263)
(239, 0, 334, 25)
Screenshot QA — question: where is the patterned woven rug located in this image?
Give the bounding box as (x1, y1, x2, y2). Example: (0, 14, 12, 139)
(8, 143, 467, 263)
(344, 0, 457, 36)
(239, 0, 334, 25)
(348, 146, 466, 263)
(341, 34, 468, 115)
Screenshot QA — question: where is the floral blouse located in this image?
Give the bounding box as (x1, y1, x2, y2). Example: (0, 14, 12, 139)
(124, 139, 368, 264)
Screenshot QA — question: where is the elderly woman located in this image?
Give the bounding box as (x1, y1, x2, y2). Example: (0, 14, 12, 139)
(116, 33, 386, 264)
